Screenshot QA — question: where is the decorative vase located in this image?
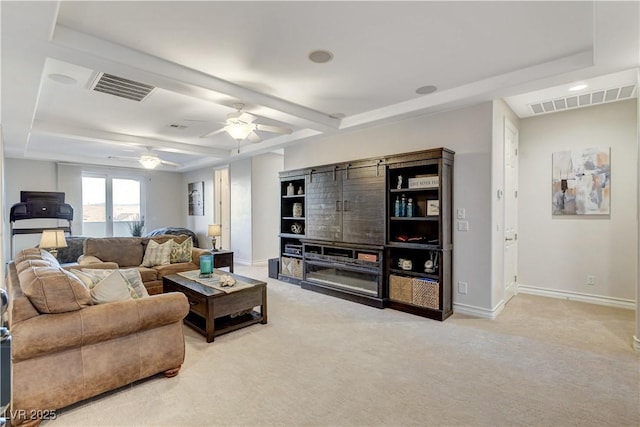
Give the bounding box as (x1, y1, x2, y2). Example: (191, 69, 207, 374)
(287, 183, 295, 196)
(292, 203, 303, 218)
(199, 254, 213, 277)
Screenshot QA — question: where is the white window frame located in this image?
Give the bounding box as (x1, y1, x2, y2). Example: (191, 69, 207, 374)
(81, 170, 146, 237)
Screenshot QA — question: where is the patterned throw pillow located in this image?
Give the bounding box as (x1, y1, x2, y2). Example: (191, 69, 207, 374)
(141, 239, 172, 267)
(70, 268, 149, 299)
(170, 237, 193, 263)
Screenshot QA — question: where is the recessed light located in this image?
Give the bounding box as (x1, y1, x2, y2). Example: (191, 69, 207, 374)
(416, 85, 437, 95)
(309, 50, 333, 64)
(569, 84, 587, 92)
(48, 73, 77, 85)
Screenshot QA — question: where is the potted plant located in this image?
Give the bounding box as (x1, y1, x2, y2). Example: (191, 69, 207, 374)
(128, 217, 145, 237)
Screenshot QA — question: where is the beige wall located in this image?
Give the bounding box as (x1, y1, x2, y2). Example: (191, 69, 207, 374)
(285, 102, 496, 314)
(3, 159, 185, 260)
(518, 99, 637, 303)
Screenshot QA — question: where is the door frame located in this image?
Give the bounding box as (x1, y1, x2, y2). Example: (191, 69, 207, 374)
(503, 117, 519, 303)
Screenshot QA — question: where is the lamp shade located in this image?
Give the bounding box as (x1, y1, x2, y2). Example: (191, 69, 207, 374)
(40, 230, 68, 249)
(207, 224, 222, 237)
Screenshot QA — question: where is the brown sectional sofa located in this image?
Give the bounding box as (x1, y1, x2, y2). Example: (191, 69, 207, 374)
(77, 234, 211, 294)
(5, 237, 206, 426)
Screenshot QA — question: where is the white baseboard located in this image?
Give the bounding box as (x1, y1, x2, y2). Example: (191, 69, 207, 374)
(517, 284, 636, 310)
(453, 300, 505, 319)
(233, 258, 268, 267)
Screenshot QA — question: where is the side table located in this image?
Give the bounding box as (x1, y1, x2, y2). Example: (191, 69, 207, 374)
(212, 250, 234, 273)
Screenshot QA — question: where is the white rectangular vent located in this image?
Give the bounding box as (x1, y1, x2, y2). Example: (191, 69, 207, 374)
(91, 73, 154, 101)
(528, 84, 637, 116)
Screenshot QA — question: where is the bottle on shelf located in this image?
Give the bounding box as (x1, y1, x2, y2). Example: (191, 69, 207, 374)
(407, 198, 414, 217)
(400, 194, 407, 217)
(287, 183, 295, 196)
(394, 196, 401, 217)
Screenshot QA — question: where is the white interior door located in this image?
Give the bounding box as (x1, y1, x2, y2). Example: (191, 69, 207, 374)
(504, 118, 519, 303)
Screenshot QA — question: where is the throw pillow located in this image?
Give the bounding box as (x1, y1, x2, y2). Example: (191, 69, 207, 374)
(116, 268, 149, 298)
(89, 270, 133, 304)
(170, 237, 193, 263)
(39, 249, 61, 266)
(70, 268, 149, 299)
(19, 266, 92, 313)
(141, 239, 172, 267)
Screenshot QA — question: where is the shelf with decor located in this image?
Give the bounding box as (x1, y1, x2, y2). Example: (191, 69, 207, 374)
(278, 174, 306, 284)
(385, 148, 454, 321)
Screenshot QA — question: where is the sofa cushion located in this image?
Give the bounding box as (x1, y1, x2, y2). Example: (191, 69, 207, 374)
(141, 239, 172, 267)
(152, 262, 198, 279)
(136, 266, 159, 283)
(89, 270, 133, 304)
(14, 248, 42, 263)
(170, 237, 193, 263)
(15, 259, 53, 274)
(78, 255, 104, 265)
(19, 266, 92, 313)
(84, 237, 144, 268)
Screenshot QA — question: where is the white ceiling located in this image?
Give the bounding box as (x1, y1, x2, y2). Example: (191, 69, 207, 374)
(1, 1, 638, 172)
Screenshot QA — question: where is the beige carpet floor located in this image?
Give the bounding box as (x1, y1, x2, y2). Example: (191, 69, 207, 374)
(44, 266, 639, 427)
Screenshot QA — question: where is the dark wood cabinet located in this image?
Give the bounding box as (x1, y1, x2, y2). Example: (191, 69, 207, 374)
(305, 162, 384, 245)
(385, 148, 454, 321)
(279, 148, 453, 321)
(278, 174, 306, 283)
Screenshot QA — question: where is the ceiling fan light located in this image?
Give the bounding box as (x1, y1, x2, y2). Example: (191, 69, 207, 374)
(226, 123, 253, 141)
(139, 155, 161, 169)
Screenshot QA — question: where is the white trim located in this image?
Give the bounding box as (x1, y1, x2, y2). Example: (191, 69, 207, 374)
(233, 258, 269, 267)
(453, 300, 505, 319)
(633, 336, 640, 352)
(518, 284, 635, 310)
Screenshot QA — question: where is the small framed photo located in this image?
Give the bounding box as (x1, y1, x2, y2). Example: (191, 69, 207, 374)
(426, 200, 440, 216)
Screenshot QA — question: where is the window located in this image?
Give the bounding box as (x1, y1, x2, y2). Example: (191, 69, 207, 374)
(82, 175, 142, 237)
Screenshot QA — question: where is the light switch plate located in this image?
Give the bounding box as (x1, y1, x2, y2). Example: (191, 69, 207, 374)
(456, 208, 466, 219)
(457, 221, 469, 232)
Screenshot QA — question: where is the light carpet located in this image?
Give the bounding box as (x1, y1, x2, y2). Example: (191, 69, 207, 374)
(44, 266, 639, 426)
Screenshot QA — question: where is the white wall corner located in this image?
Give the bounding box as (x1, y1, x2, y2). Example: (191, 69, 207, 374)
(453, 300, 505, 319)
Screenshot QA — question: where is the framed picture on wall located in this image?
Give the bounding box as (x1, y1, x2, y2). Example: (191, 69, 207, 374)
(188, 181, 204, 216)
(552, 147, 610, 215)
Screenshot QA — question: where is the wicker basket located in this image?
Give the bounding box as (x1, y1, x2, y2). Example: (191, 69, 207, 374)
(412, 278, 439, 309)
(389, 275, 413, 304)
(280, 256, 303, 278)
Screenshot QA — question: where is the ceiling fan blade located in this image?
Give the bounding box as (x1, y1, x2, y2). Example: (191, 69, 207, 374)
(160, 159, 182, 167)
(200, 127, 227, 138)
(255, 124, 292, 135)
(247, 131, 262, 143)
(238, 112, 256, 123)
(108, 155, 137, 162)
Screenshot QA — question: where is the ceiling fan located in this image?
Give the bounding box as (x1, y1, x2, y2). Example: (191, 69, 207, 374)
(200, 104, 292, 142)
(108, 147, 181, 170)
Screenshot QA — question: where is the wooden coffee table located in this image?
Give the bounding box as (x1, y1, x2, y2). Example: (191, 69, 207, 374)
(163, 270, 267, 342)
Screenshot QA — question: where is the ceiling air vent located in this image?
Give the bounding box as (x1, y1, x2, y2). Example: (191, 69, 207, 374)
(91, 73, 155, 101)
(528, 84, 637, 116)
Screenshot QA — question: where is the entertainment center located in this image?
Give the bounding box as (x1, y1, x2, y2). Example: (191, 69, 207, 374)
(279, 147, 454, 321)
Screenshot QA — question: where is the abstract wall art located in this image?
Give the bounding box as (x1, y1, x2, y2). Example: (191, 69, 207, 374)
(552, 147, 610, 215)
(188, 181, 204, 216)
